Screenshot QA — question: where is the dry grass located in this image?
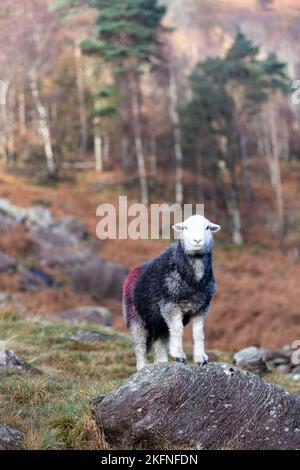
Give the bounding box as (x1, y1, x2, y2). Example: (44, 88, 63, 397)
(0, 306, 299, 450)
(0, 307, 134, 449)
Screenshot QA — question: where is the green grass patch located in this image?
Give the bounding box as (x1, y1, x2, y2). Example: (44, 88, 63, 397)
(0, 308, 299, 449)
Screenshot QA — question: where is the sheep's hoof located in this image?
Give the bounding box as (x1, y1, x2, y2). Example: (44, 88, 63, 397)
(196, 359, 208, 367)
(175, 358, 187, 364)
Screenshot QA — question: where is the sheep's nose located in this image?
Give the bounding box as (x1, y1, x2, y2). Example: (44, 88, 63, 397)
(193, 239, 201, 244)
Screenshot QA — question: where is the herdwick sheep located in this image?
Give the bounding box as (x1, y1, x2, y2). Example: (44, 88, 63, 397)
(123, 214, 221, 371)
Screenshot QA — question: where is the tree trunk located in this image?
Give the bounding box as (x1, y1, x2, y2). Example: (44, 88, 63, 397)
(121, 135, 129, 177)
(7, 85, 15, 164)
(239, 127, 251, 207)
(267, 101, 285, 252)
(149, 118, 158, 177)
(219, 159, 243, 245)
(18, 89, 26, 136)
(30, 73, 56, 177)
(210, 182, 218, 221)
(103, 133, 110, 166)
(129, 71, 149, 205)
(0, 91, 9, 165)
(74, 41, 88, 155)
(227, 187, 243, 245)
(94, 133, 103, 172)
(196, 151, 204, 202)
(168, 64, 183, 205)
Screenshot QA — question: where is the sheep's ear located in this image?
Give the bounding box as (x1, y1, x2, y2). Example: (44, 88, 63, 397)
(209, 222, 221, 233)
(172, 222, 185, 232)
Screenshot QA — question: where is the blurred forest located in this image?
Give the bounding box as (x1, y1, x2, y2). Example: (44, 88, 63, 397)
(1, 0, 300, 251)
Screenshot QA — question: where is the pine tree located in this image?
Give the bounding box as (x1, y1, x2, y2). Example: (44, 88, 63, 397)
(182, 32, 288, 245)
(81, 0, 166, 204)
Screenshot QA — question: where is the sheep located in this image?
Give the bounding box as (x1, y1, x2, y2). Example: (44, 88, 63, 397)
(123, 214, 221, 370)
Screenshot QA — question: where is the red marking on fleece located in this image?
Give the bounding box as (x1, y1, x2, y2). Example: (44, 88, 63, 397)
(122, 266, 141, 327)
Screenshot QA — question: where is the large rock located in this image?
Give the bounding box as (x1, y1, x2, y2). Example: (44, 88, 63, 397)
(16, 267, 57, 291)
(56, 306, 113, 326)
(0, 349, 36, 373)
(0, 213, 19, 233)
(93, 363, 300, 450)
(234, 346, 269, 375)
(0, 199, 53, 228)
(71, 329, 119, 342)
(0, 251, 16, 272)
(69, 258, 128, 300)
(0, 199, 27, 224)
(0, 426, 24, 450)
(0, 292, 10, 307)
(50, 215, 87, 241)
(29, 227, 92, 268)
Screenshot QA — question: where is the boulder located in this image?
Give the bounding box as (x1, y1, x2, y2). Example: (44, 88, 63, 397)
(233, 346, 269, 375)
(16, 267, 57, 291)
(0, 292, 10, 307)
(292, 366, 300, 381)
(50, 215, 87, 241)
(0, 213, 19, 233)
(0, 199, 53, 228)
(277, 364, 291, 375)
(0, 426, 24, 450)
(26, 206, 53, 228)
(56, 306, 113, 327)
(0, 251, 16, 272)
(29, 227, 92, 268)
(93, 363, 300, 450)
(69, 257, 128, 301)
(0, 349, 36, 373)
(0, 198, 27, 224)
(71, 329, 119, 342)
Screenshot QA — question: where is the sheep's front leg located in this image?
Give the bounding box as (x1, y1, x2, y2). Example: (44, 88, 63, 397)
(168, 308, 186, 363)
(192, 314, 208, 366)
(153, 338, 168, 363)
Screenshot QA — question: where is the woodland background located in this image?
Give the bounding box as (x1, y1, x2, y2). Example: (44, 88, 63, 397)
(0, 0, 300, 351)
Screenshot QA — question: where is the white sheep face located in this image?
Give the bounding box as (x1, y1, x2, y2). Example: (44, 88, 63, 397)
(173, 215, 221, 254)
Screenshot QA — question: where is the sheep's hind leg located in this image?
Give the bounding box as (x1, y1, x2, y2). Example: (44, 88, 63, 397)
(153, 338, 168, 364)
(130, 321, 148, 371)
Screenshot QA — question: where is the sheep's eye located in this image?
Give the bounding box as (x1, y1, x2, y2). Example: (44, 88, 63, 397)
(183, 226, 188, 230)
(206, 226, 210, 230)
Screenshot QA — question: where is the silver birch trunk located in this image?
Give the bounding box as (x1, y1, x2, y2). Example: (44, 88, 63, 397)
(30, 73, 56, 176)
(7, 85, 15, 163)
(219, 158, 243, 245)
(149, 118, 158, 177)
(103, 133, 110, 165)
(18, 90, 26, 136)
(239, 127, 251, 207)
(74, 41, 88, 155)
(267, 101, 285, 251)
(168, 64, 183, 205)
(129, 71, 148, 205)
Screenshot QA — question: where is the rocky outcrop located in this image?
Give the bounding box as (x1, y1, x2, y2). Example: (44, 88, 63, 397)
(93, 362, 300, 450)
(0, 292, 10, 307)
(71, 329, 120, 342)
(56, 306, 113, 326)
(234, 345, 300, 378)
(233, 346, 269, 375)
(0, 349, 37, 373)
(0, 426, 24, 450)
(69, 258, 127, 301)
(0, 199, 127, 302)
(0, 251, 16, 272)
